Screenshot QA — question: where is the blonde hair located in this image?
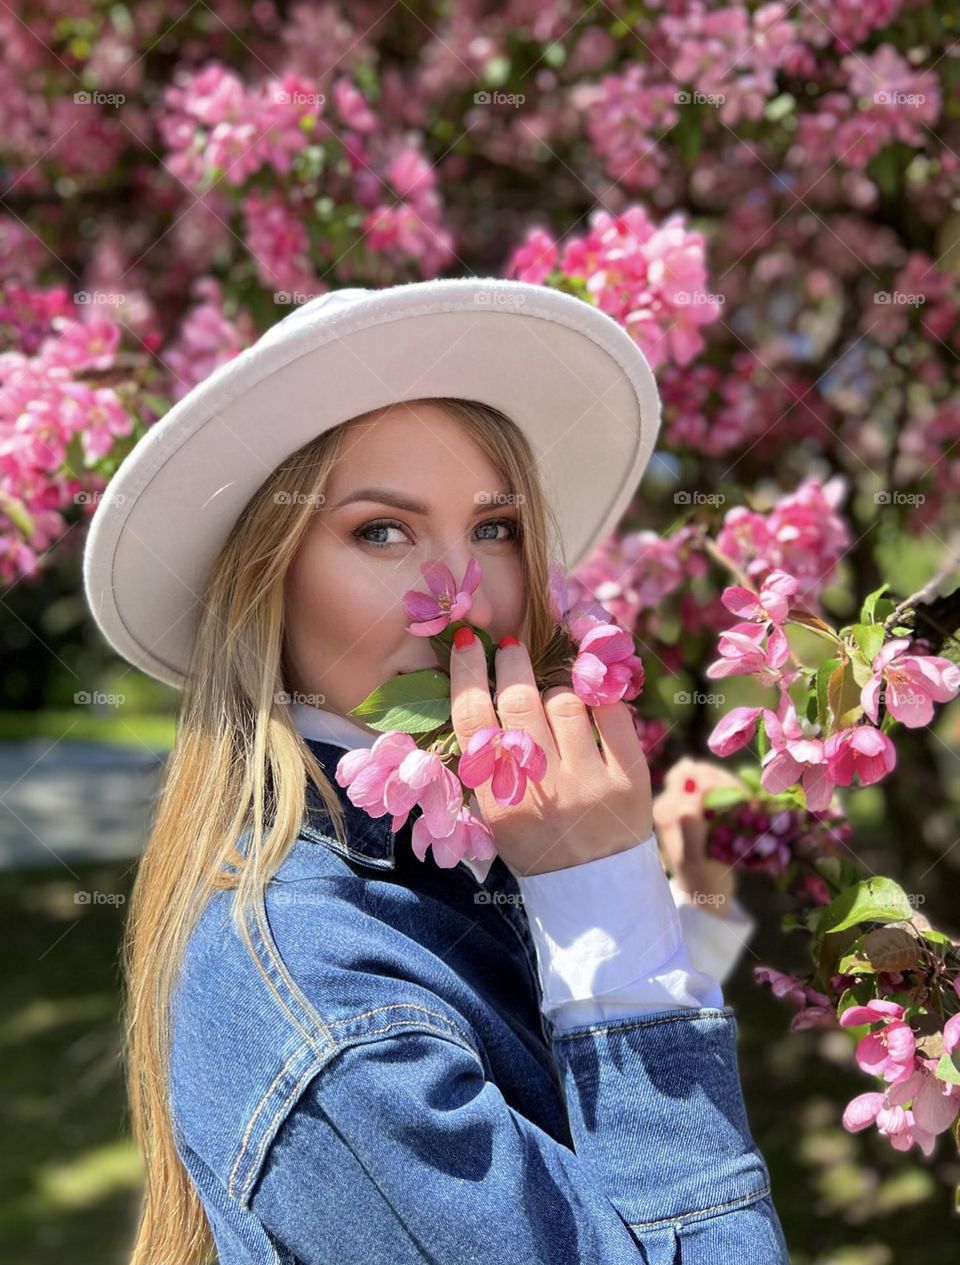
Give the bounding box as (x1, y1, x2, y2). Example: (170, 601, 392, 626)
(121, 396, 566, 1264)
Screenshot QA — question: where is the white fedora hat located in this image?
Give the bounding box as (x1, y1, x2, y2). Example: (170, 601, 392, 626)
(83, 276, 662, 690)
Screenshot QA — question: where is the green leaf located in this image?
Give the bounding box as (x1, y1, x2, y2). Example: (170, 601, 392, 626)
(757, 710, 768, 760)
(851, 622, 886, 667)
(828, 659, 863, 729)
(935, 1051, 960, 1086)
(703, 784, 750, 810)
(860, 583, 890, 624)
(348, 668, 452, 733)
(808, 877, 915, 938)
(816, 657, 841, 730)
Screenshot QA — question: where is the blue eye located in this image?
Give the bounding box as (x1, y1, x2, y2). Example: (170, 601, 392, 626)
(351, 518, 520, 549)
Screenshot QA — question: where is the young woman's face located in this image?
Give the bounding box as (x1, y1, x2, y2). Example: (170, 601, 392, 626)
(283, 402, 527, 729)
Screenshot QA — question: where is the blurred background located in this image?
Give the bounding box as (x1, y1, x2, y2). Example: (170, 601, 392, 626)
(2, 1, 960, 1261)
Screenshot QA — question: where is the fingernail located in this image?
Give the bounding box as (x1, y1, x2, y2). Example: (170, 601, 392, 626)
(498, 635, 520, 648)
(454, 626, 475, 649)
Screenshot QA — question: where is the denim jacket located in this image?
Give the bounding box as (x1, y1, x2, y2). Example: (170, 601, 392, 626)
(169, 737, 791, 1264)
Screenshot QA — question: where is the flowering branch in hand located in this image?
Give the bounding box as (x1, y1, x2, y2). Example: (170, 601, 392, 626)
(333, 558, 647, 869)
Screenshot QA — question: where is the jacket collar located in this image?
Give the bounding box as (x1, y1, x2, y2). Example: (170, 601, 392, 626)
(300, 737, 402, 871)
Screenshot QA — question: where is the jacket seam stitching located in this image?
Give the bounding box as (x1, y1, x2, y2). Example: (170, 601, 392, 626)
(232, 1018, 485, 1203)
(626, 1181, 772, 1230)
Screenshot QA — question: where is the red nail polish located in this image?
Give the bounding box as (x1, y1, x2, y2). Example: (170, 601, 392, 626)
(683, 777, 698, 793)
(499, 635, 520, 648)
(453, 626, 475, 649)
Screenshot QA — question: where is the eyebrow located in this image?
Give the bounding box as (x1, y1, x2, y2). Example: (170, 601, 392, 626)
(331, 487, 514, 515)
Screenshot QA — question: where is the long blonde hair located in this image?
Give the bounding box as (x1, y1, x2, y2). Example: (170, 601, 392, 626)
(122, 396, 566, 1264)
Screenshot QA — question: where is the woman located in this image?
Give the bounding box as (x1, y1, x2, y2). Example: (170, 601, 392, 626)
(83, 279, 790, 1264)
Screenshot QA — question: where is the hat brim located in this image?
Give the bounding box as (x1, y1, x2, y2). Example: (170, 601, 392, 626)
(83, 277, 661, 689)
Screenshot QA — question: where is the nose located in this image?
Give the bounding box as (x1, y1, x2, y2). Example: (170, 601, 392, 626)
(447, 548, 494, 631)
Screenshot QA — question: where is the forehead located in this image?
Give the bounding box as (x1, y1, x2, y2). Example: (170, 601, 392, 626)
(327, 403, 507, 493)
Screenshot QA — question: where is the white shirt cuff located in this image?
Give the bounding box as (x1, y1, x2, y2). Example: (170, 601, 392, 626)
(515, 832, 727, 1028)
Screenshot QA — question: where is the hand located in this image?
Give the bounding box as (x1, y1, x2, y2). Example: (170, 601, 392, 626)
(652, 755, 745, 918)
(449, 631, 653, 877)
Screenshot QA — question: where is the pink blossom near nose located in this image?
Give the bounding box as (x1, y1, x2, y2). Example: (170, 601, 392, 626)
(457, 726, 547, 806)
(411, 804, 497, 868)
(705, 621, 791, 684)
(335, 731, 420, 831)
(824, 724, 897, 787)
(720, 569, 799, 626)
(860, 636, 960, 727)
(403, 557, 482, 636)
(570, 622, 646, 706)
(841, 1005, 917, 1083)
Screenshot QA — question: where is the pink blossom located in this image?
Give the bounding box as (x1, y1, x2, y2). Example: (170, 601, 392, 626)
(760, 697, 835, 812)
(721, 569, 799, 626)
(571, 622, 646, 706)
(506, 227, 558, 285)
(843, 1058, 960, 1157)
(457, 726, 547, 806)
(412, 803, 497, 869)
(861, 637, 960, 728)
(707, 705, 770, 757)
(753, 965, 835, 1032)
(335, 731, 420, 832)
(840, 999, 916, 1082)
(705, 621, 791, 685)
(824, 725, 897, 788)
(548, 560, 611, 645)
(403, 557, 482, 636)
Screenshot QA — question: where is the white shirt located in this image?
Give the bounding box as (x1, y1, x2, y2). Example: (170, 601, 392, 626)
(290, 701, 757, 1031)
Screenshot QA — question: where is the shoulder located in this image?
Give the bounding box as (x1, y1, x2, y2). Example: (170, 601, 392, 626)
(169, 834, 482, 1207)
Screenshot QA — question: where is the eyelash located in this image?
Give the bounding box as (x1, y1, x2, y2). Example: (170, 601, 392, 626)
(351, 517, 520, 550)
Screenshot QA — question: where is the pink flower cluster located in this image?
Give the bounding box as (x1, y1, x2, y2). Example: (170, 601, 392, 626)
(507, 205, 721, 370)
(715, 476, 851, 598)
(840, 990, 960, 1157)
(0, 290, 135, 580)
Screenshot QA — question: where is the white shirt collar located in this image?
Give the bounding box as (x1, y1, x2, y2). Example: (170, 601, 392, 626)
(290, 700, 494, 884)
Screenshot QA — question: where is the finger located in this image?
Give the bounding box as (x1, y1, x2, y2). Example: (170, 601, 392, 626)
(591, 699, 645, 777)
(448, 629, 498, 751)
(541, 685, 604, 769)
(493, 640, 559, 763)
